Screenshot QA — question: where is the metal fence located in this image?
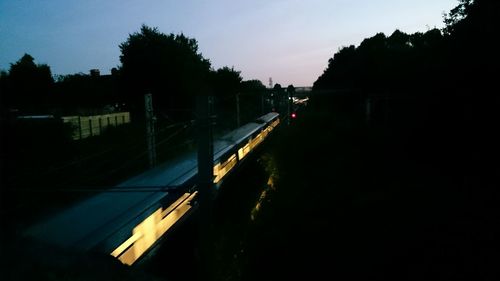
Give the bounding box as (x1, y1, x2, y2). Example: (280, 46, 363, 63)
(62, 112, 131, 140)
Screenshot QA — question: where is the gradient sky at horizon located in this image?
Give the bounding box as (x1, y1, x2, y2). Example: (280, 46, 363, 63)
(1, 0, 458, 86)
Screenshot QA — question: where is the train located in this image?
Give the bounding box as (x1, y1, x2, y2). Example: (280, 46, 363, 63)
(26, 112, 280, 266)
(109, 112, 280, 265)
(213, 112, 280, 184)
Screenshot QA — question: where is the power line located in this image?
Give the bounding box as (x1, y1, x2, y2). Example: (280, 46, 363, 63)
(4, 185, 186, 193)
(71, 123, 194, 186)
(9, 120, 194, 182)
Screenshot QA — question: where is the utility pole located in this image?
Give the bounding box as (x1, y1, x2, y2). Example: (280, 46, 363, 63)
(145, 93, 157, 168)
(365, 97, 372, 125)
(287, 91, 291, 125)
(261, 92, 265, 115)
(236, 93, 241, 128)
(78, 116, 82, 140)
(196, 94, 214, 280)
(196, 94, 214, 201)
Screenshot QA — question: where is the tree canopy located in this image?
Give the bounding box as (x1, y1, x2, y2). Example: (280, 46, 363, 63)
(53, 72, 122, 115)
(1, 54, 54, 113)
(119, 25, 211, 112)
(211, 66, 242, 99)
(313, 0, 499, 93)
(313, 28, 446, 92)
(241, 79, 266, 93)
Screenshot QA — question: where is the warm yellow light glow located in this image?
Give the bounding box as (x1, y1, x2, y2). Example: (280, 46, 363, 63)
(213, 154, 238, 183)
(250, 190, 267, 221)
(110, 232, 142, 258)
(267, 177, 275, 189)
(111, 191, 197, 265)
(238, 143, 251, 160)
(161, 193, 191, 218)
(237, 118, 278, 162)
(248, 132, 264, 150)
(271, 119, 280, 128)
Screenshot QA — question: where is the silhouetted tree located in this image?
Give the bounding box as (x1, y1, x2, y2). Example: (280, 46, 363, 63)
(241, 80, 266, 93)
(208, 66, 242, 129)
(443, 0, 499, 88)
(2, 54, 54, 113)
(119, 25, 211, 116)
(53, 72, 122, 115)
(314, 0, 498, 93)
(110, 67, 119, 76)
(270, 83, 284, 110)
(313, 28, 445, 92)
(443, 0, 473, 35)
(239, 79, 267, 119)
(287, 85, 296, 96)
(211, 66, 242, 99)
(0, 70, 8, 113)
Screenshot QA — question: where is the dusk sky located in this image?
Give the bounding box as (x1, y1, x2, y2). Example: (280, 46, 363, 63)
(1, 0, 458, 86)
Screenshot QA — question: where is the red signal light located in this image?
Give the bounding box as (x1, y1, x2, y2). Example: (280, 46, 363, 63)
(291, 113, 297, 119)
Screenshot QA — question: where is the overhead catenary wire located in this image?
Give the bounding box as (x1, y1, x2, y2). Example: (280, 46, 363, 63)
(22, 122, 193, 188)
(10, 119, 195, 182)
(4, 185, 187, 193)
(64, 122, 195, 187)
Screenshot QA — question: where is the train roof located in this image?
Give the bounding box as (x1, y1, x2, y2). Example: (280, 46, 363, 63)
(26, 189, 168, 251)
(219, 122, 264, 144)
(255, 112, 279, 124)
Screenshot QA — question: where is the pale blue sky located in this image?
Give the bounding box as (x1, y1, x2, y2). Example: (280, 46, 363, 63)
(0, 0, 458, 86)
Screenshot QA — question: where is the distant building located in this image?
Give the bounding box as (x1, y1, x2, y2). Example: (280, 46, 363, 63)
(90, 69, 100, 77)
(294, 86, 312, 93)
(17, 115, 55, 120)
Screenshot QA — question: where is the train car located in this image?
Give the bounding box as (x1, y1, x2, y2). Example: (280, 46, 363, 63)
(25, 112, 280, 266)
(213, 112, 279, 184)
(109, 112, 280, 265)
